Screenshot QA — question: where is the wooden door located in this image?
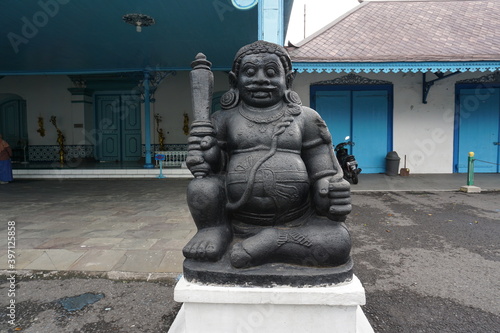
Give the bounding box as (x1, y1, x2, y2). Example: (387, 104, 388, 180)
(0, 98, 27, 161)
(314, 88, 392, 173)
(95, 94, 141, 162)
(456, 87, 500, 173)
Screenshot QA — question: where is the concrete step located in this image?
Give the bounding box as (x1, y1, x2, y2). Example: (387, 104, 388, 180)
(13, 168, 193, 179)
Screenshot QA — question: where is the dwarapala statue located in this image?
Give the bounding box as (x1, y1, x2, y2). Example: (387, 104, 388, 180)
(184, 41, 352, 280)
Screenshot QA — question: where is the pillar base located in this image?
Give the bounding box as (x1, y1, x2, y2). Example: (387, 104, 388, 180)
(168, 275, 374, 333)
(460, 185, 481, 193)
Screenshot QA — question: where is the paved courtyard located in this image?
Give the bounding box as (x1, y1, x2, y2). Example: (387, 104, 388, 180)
(0, 179, 194, 279)
(0, 176, 499, 332)
(1, 174, 499, 278)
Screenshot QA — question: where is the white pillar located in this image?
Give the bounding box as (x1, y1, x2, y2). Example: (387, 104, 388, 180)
(258, 0, 284, 44)
(67, 87, 93, 145)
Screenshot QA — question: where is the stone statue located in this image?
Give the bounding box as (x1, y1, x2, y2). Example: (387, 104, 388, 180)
(184, 41, 352, 284)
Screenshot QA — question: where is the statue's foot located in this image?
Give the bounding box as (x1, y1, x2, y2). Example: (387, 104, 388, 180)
(183, 226, 231, 261)
(230, 222, 351, 268)
(229, 243, 252, 268)
(230, 228, 280, 268)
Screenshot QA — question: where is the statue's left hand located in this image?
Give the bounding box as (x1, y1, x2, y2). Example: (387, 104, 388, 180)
(314, 177, 352, 222)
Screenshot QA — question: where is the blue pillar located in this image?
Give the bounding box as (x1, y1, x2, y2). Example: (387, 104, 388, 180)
(258, 0, 284, 44)
(143, 71, 154, 168)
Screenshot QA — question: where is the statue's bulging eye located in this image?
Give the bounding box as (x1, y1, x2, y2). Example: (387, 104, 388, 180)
(266, 68, 277, 77)
(245, 67, 256, 76)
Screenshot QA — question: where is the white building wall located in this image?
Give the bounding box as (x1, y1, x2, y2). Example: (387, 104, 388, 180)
(0, 70, 492, 172)
(0, 75, 72, 145)
(392, 72, 455, 173)
(292, 70, 489, 174)
(0, 71, 232, 148)
(153, 71, 231, 145)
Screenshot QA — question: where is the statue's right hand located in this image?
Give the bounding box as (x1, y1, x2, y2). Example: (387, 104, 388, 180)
(185, 154, 204, 168)
(188, 135, 216, 152)
(199, 136, 218, 151)
(186, 135, 207, 168)
(186, 135, 221, 176)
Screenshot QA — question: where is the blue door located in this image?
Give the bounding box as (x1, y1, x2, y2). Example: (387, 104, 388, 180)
(315, 91, 351, 146)
(121, 96, 142, 161)
(353, 91, 390, 173)
(0, 97, 27, 161)
(313, 87, 392, 173)
(95, 94, 141, 162)
(456, 87, 500, 173)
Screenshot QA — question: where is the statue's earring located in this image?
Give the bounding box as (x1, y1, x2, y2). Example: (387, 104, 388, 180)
(220, 88, 239, 109)
(283, 71, 301, 106)
(284, 90, 302, 116)
(284, 90, 302, 105)
(221, 71, 240, 110)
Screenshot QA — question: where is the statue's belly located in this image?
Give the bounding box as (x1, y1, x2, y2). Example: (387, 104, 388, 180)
(226, 152, 310, 225)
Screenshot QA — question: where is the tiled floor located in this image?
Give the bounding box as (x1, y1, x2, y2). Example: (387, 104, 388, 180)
(0, 178, 194, 276)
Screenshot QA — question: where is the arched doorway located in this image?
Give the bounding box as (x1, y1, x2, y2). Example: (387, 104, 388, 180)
(0, 94, 28, 162)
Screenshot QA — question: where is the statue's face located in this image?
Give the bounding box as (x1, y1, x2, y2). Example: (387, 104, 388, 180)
(237, 53, 287, 108)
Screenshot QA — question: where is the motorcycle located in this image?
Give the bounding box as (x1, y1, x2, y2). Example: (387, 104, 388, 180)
(334, 136, 362, 184)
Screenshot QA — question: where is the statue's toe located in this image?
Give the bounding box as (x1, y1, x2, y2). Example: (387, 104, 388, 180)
(182, 243, 196, 258)
(196, 241, 208, 258)
(230, 243, 252, 268)
(183, 227, 230, 261)
(204, 243, 220, 260)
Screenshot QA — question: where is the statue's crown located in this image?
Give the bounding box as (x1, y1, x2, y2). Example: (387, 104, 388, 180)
(232, 40, 292, 75)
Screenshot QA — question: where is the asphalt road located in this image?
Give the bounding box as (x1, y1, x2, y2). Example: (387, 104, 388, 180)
(350, 191, 499, 333)
(1, 191, 499, 333)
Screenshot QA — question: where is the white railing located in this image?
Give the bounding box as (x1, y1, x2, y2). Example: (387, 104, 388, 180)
(155, 151, 188, 167)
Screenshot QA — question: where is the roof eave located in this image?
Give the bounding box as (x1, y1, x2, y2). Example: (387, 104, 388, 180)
(292, 61, 500, 74)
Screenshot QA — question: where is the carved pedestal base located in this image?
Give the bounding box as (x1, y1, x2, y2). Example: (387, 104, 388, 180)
(168, 275, 374, 333)
(183, 255, 353, 287)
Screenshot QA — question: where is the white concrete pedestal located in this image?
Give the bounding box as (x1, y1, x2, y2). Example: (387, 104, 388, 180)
(168, 275, 374, 333)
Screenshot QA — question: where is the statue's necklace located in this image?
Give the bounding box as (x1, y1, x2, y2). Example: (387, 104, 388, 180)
(239, 104, 285, 124)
